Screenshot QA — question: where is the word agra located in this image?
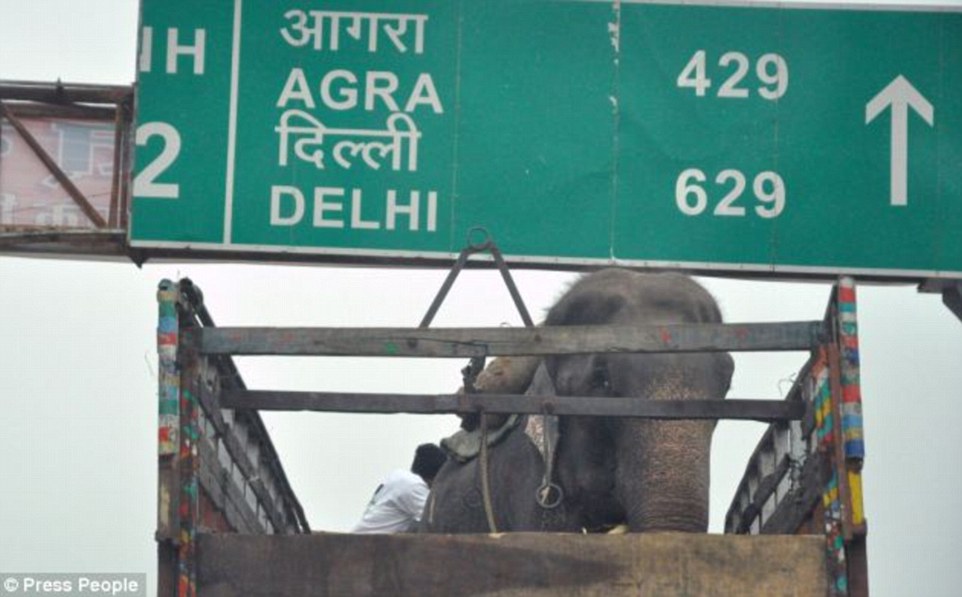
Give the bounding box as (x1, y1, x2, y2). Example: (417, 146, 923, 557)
(277, 68, 443, 114)
(270, 186, 439, 233)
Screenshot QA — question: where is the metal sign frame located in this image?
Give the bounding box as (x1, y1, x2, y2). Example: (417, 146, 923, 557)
(0, 81, 132, 257)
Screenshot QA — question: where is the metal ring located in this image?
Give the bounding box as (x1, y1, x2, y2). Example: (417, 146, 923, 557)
(536, 482, 564, 509)
(465, 226, 493, 251)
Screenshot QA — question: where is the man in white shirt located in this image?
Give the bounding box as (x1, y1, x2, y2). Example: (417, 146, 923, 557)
(352, 443, 447, 533)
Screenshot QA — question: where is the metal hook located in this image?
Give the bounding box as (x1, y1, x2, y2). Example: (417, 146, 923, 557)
(536, 481, 564, 509)
(465, 226, 493, 251)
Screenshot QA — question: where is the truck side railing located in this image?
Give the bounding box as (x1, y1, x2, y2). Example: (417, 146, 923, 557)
(156, 279, 308, 596)
(724, 357, 818, 536)
(201, 322, 823, 421)
(725, 278, 867, 596)
(156, 258, 866, 596)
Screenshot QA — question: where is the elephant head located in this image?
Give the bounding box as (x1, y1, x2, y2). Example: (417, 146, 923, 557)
(423, 269, 734, 533)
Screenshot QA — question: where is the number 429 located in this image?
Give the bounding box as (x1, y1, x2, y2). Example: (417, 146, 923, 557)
(677, 50, 788, 100)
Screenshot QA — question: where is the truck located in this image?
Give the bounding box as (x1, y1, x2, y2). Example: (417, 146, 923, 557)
(154, 258, 868, 596)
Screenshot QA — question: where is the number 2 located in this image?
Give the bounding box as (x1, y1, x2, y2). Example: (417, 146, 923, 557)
(713, 169, 747, 216)
(134, 122, 181, 199)
(718, 53, 750, 99)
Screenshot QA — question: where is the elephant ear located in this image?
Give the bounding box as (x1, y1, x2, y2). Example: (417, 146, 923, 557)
(715, 352, 735, 398)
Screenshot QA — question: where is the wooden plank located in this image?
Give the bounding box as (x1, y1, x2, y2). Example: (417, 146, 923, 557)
(733, 456, 792, 534)
(221, 390, 806, 422)
(196, 321, 826, 357)
(761, 455, 826, 535)
(196, 385, 289, 533)
(727, 424, 779, 530)
(801, 401, 817, 438)
(196, 533, 827, 597)
(178, 305, 308, 534)
(198, 437, 260, 535)
(182, 312, 306, 534)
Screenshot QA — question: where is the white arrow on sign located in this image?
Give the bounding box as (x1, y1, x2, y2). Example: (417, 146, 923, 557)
(865, 75, 934, 207)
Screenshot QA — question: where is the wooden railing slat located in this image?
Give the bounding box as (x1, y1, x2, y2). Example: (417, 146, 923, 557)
(198, 321, 825, 357)
(221, 390, 805, 422)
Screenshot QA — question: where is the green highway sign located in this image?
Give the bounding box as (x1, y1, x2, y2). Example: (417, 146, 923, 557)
(131, 1, 962, 278)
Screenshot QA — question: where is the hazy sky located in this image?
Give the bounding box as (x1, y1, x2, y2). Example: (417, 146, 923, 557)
(2, 1, 961, 596)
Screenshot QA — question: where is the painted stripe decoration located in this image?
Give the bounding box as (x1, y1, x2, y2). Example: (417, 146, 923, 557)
(823, 449, 849, 595)
(157, 280, 179, 456)
(179, 364, 200, 596)
(813, 360, 833, 447)
(812, 351, 848, 595)
(822, 471, 839, 509)
(808, 278, 870, 595)
(157, 279, 199, 596)
(848, 470, 865, 527)
(837, 277, 865, 460)
(838, 277, 866, 532)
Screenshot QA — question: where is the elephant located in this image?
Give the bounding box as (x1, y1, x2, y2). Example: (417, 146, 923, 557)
(421, 269, 734, 533)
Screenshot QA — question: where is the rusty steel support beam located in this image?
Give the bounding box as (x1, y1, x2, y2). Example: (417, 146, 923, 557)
(0, 229, 124, 246)
(117, 99, 133, 229)
(0, 102, 115, 120)
(0, 80, 131, 105)
(109, 102, 124, 227)
(0, 100, 108, 228)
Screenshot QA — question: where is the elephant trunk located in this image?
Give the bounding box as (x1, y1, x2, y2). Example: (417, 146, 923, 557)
(612, 363, 719, 533)
(615, 419, 714, 532)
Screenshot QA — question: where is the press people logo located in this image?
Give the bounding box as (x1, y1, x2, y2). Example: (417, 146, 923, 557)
(0, 574, 146, 595)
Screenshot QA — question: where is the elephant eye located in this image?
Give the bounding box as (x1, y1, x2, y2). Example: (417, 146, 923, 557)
(590, 366, 611, 392)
